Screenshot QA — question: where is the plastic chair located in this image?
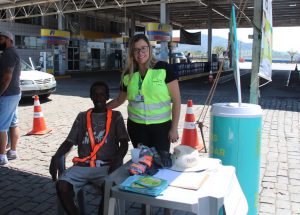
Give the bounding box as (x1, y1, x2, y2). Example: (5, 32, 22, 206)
(56, 156, 112, 215)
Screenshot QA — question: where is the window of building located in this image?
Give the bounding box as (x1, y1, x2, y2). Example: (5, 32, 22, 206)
(86, 16, 105, 32)
(110, 21, 122, 34)
(69, 40, 79, 47)
(37, 38, 44, 49)
(15, 36, 24, 48)
(24, 36, 36, 48)
(96, 21, 105, 32)
(87, 16, 95, 31)
(15, 35, 45, 49)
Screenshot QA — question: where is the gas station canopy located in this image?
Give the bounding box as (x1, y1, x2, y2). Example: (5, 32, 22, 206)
(0, 0, 299, 29)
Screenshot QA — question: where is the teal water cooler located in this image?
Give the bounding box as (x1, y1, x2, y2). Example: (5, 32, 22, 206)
(209, 103, 262, 215)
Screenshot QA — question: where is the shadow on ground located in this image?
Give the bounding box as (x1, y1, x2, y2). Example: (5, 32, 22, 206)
(0, 167, 56, 215)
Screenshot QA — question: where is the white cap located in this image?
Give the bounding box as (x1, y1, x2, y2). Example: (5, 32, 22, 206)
(170, 145, 200, 171)
(0, 31, 14, 42)
(170, 145, 222, 172)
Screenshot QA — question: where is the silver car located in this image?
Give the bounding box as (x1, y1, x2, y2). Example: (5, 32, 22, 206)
(20, 60, 56, 98)
(170, 52, 187, 64)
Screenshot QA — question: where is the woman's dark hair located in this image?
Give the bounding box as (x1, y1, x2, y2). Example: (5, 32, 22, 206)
(90, 81, 109, 100)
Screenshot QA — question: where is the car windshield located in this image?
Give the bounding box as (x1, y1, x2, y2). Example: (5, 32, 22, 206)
(21, 60, 34, 71)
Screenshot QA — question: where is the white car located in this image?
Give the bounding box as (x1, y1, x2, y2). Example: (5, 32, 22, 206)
(20, 60, 56, 98)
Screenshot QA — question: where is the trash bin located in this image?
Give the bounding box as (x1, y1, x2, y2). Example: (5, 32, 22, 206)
(209, 103, 262, 215)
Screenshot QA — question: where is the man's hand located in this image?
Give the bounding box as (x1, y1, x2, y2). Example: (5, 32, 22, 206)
(0, 69, 13, 96)
(49, 141, 72, 181)
(49, 156, 60, 181)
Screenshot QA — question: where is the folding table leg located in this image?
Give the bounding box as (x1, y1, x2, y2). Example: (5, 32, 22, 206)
(108, 198, 116, 215)
(116, 199, 125, 215)
(145, 204, 151, 215)
(103, 180, 113, 215)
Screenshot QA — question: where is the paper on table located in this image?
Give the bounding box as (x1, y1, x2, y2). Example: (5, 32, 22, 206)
(154, 169, 209, 190)
(154, 169, 182, 184)
(170, 172, 209, 190)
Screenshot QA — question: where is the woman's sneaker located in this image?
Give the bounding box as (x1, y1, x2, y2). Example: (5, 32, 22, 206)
(0, 156, 8, 165)
(6, 150, 18, 160)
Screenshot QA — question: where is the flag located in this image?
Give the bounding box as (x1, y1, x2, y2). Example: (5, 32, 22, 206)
(179, 28, 201, 45)
(259, 0, 273, 81)
(229, 4, 242, 105)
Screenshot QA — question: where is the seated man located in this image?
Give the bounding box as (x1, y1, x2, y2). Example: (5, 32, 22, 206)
(49, 81, 129, 215)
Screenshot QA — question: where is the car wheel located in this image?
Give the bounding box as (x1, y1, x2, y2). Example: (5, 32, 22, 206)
(40, 93, 51, 99)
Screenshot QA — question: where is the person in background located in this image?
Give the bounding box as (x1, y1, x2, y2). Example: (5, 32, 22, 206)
(0, 31, 21, 166)
(49, 81, 129, 215)
(186, 52, 192, 63)
(116, 51, 122, 69)
(107, 34, 181, 165)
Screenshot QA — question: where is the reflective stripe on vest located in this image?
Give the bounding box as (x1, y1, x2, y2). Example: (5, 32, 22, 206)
(72, 109, 112, 167)
(124, 68, 172, 124)
(128, 100, 171, 111)
(128, 110, 171, 122)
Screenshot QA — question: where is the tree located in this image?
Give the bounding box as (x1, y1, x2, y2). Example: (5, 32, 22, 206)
(213, 46, 226, 58)
(287, 49, 297, 63)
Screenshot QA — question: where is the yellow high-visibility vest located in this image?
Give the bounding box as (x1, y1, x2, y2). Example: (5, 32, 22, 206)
(123, 68, 171, 124)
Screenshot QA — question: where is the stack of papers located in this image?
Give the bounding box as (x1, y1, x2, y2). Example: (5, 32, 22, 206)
(154, 169, 210, 190)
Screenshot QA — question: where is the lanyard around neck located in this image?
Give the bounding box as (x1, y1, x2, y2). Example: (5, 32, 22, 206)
(138, 73, 143, 93)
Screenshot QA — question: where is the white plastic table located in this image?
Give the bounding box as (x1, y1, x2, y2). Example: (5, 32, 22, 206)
(106, 158, 248, 215)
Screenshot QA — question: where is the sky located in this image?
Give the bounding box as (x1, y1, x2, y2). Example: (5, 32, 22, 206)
(173, 27, 300, 53)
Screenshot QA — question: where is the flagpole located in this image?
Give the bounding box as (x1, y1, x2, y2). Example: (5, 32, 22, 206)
(250, 0, 263, 104)
(230, 5, 242, 106)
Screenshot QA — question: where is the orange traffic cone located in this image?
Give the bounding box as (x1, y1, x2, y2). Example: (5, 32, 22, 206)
(27, 95, 52, 135)
(181, 100, 204, 151)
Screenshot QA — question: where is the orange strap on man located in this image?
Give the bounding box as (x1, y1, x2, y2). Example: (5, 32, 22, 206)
(72, 109, 112, 167)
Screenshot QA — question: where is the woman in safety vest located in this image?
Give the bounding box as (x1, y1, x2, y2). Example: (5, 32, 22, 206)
(108, 34, 181, 161)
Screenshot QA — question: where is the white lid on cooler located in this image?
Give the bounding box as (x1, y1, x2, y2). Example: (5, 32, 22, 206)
(211, 103, 262, 117)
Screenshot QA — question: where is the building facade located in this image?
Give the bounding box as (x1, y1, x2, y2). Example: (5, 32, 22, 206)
(0, 12, 141, 75)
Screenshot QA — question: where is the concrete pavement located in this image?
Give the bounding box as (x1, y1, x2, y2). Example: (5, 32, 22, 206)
(0, 70, 299, 215)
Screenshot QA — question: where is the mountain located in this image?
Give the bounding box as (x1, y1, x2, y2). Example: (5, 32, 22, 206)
(175, 34, 298, 61)
(175, 34, 252, 53)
